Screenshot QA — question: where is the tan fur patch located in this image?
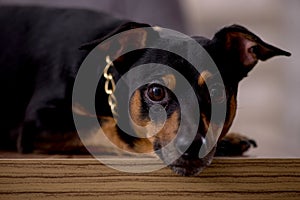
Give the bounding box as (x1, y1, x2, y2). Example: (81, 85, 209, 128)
(129, 90, 154, 139)
(198, 70, 213, 86)
(153, 26, 162, 31)
(129, 90, 148, 127)
(220, 95, 237, 139)
(201, 113, 210, 134)
(155, 110, 180, 146)
(162, 74, 176, 91)
(100, 116, 153, 153)
(72, 103, 95, 117)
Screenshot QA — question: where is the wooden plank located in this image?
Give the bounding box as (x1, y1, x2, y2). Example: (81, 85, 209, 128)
(0, 159, 299, 200)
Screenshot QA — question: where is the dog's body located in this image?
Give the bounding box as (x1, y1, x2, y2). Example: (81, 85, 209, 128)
(0, 6, 127, 152)
(0, 5, 290, 176)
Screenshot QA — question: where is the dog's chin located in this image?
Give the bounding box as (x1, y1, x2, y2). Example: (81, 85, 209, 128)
(159, 146, 216, 176)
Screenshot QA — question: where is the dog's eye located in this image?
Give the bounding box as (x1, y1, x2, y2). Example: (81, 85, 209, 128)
(210, 84, 226, 104)
(249, 45, 259, 54)
(147, 84, 166, 102)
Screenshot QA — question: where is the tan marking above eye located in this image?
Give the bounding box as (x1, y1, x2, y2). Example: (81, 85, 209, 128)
(198, 70, 213, 86)
(162, 74, 176, 91)
(153, 26, 162, 31)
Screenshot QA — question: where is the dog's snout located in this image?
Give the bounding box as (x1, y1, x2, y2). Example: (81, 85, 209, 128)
(175, 133, 204, 158)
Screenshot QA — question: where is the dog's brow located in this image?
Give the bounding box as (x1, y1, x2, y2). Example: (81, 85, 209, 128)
(198, 70, 213, 86)
(153, 26, 162, 31)
(162, 74, 176, 91)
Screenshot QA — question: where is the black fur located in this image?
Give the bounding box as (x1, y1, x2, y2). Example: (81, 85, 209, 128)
(0, 6, 125, 151)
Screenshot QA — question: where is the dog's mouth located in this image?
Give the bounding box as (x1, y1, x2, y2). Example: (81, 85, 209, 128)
(154, 140, 216, 176)
(168, 151, 216, 176)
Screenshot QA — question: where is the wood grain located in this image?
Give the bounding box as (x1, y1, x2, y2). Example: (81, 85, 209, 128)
(0, 158, 299, 200)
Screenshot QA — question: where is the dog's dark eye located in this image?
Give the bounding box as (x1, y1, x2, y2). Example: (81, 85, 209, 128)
(210, 84, 226, 104)
(147, 84, 166, 102)
(249, 45, 259, 54)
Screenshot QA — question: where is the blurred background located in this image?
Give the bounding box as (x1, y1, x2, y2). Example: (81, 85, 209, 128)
(0, 0, 299, 157)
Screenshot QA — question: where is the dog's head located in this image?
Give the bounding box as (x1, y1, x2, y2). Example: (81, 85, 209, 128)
(83, 23, 290, 176)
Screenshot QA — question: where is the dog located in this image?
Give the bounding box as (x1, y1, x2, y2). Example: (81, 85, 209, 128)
(0, 5, 291, 176)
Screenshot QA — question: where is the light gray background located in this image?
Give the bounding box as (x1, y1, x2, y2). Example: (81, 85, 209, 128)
(1, 0, 299, 157)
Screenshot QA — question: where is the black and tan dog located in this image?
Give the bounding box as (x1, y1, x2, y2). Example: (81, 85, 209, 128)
(0, 5, 290, 176)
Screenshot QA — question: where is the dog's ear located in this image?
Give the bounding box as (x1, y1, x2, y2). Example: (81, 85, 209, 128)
(80, 22, 155, 59)
(214, 24, 291, 71)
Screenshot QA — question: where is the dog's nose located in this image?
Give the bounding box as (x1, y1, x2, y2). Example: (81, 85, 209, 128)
(175, 133, 204, 158)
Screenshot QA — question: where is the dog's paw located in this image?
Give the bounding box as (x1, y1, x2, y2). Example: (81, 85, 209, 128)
(215, 133, 257, 156)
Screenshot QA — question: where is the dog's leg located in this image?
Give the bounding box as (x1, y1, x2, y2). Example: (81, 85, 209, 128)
(215, 133, 257, 156)
(17, 121, 36, 153)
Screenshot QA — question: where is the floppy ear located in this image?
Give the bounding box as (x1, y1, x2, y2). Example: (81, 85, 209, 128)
(80, 22, 153, 59)
(214, 24, 291, 70)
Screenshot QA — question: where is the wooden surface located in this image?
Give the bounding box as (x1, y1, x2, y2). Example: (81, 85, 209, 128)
(0, 158, 299, 200)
